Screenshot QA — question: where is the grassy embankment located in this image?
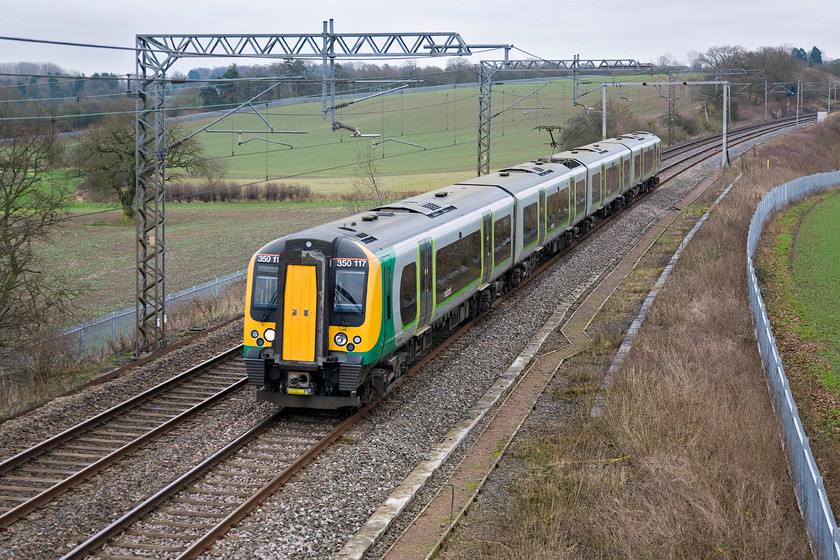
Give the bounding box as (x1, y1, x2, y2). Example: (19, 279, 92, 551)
(754, 184, 840, 514)
(441, 118, 840, 558)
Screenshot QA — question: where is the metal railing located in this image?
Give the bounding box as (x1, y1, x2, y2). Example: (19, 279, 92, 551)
(747, 170, 840, 560)
(67, 269, 247, 357)
(1, 269, 247, 373)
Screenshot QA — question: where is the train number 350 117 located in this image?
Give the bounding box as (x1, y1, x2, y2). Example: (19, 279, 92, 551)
(333, 259, 367, 268)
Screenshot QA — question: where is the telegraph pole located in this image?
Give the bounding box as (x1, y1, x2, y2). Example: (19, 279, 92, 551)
(723, 81, 729, 168)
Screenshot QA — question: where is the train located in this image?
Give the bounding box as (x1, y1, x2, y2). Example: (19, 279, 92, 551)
(243, 131, 662, 409)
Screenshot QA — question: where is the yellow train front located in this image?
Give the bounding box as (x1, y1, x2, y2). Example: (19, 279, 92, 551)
(244, 232, 385, 409)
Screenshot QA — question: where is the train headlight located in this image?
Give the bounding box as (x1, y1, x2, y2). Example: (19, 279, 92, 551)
(334, 332, 348, 347)
(353, 336, 362, 344)
(251, 330, 259, 339)
(264, 328, 275, 342)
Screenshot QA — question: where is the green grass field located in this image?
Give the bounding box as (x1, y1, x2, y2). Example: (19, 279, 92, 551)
(789, 189, 840, 389)
(41, 202, 352, 323)
(186, 75, 677, 186)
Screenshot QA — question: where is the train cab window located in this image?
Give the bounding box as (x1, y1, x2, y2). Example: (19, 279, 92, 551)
(522, 202, 539, 248)
(332, 268, 367, 327)
(250, 262, 278, 321)
(436, 230, 481, 304)
(399, 262, 417, 327)
(493, 214, 512, 267)
(575, 177, 586, 214)
(546, 188, 569, 232)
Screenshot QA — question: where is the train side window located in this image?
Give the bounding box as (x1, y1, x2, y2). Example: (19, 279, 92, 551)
(546, 187, 569, 232)
(399, 262, 417, 327)
(436, 230, 482, 304)
(606, 164, 619, 196)
(623, 157, 631, 188)
(634, 153, 641, 180)
(522, 202, 539, 247)
(591, 171, 601, 204)
(493, 214, 512, 267)
(575, 177, 586, 213)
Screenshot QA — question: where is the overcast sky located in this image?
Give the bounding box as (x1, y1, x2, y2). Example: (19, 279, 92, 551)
(2, 0, 838, 76)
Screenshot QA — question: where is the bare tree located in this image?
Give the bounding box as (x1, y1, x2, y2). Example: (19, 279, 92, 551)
(698, 45, 748, 70)
(0, 119, 73, 348)
(73, 113, 225, 221)
(348, 144, 390, 213)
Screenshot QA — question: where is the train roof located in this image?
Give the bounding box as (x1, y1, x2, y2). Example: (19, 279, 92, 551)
(273, 157, 583, 255)
(550, 131, 660, 167)
(456, 160, 575, 195)
(280, 182, 511, 255)
(259, 132, 661, 257)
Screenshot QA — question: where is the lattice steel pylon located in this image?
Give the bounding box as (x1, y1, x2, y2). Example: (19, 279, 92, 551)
(134, 46, 167, 355)
(477, 57, 645, 176)
(133, 23, 504, 353)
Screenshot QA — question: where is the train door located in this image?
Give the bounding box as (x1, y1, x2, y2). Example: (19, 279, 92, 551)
(282, 265, 317, 361)
(538, 190, 546, 248)
(382, 260, 394, 345)
(481, 212, 493, 287)
(274, 249, 326, 366)
(417, 238, 434, 331)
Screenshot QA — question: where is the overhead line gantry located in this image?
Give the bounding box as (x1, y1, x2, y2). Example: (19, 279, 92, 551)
(133, 21, 509, 353)
(477, 55, 647, 176)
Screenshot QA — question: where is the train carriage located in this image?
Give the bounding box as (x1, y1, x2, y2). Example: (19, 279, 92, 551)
(244, 132, 661, 409)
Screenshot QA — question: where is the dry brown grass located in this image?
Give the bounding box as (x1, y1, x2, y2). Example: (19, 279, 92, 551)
(443, 119, 840, 559)
(0, 282, 247, 419)
(166, 281, 245, 335)
(0, 336, 101, 418)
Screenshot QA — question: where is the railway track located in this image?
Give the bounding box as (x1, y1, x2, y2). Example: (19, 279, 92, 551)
(662, 115, 815, 170)
(2, 116, 810, 558)
(0, 346, 247, 527)
(60, 298, 489, 559)
(61, 410, 358, 560)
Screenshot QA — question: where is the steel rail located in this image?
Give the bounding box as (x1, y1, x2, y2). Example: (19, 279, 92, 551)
(662, 115, 809, 158)
(663, 115, 816, 161)
(61, 406, 371, 559)
(0, 345, 246, 527)
(661, 116, 814, 185)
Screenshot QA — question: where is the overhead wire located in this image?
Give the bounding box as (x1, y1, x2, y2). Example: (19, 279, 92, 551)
(0, 38, 566, 227)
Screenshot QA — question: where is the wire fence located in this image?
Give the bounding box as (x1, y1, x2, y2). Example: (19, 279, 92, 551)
(0, 269, 247, 373)
(747, 170, 840, 560)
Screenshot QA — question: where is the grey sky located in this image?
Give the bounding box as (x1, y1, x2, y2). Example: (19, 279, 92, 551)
(2, 0, 838, 75)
